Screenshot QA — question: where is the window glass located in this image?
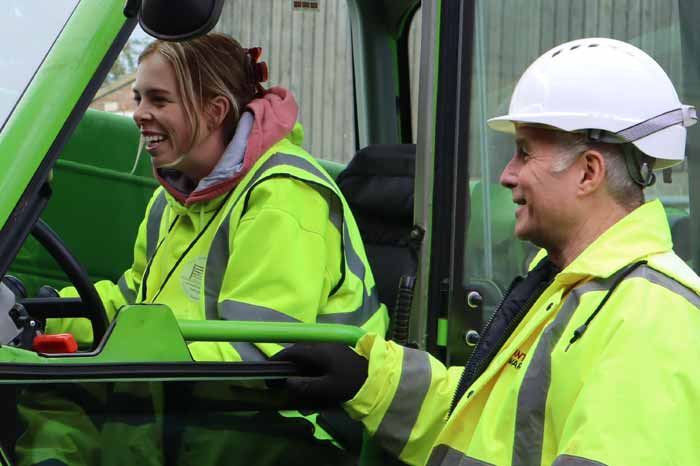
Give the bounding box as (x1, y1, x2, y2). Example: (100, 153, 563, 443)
(0, 0, 79, 128)
(93, 1, 356, 163)
(216, 0, 355, 162)
(6, 380, 359, 465)
(215, 0, 355, 163)
(466, 0, 698, 310)
(90, 26, 148, 117)
(408, 7, 422, 143)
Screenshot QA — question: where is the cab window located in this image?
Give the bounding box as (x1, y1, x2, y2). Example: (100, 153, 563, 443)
(465, 0, 699, 313)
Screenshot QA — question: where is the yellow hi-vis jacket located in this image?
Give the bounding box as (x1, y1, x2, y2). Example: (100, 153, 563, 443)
(345, 199, 700, 466)
(50, 127, 388, 360)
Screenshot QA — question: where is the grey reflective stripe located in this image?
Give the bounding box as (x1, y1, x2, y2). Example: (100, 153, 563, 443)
(374, 348, 432, 457)
(230, 342, 268, 362)
(205, 152, 341, 320)
(628, 265, 700, 307)
(317, 223, 381, 326)
(591, 106, 697, 144)
(511, 263, 697, 466)
(306, 183, 343, 232)
(220, 300, 300, 323)
(552, 454, 608, 466)
(512, 276, 617, 466)
(204, 211, 232, 320)
(427, 445, 496, 466)
(328, 192, 343, 232)
(146, 190, 167, 260)
(204, 152, 381, 327)
(117, 274, 136, 305)
(616, 107, 695, 142)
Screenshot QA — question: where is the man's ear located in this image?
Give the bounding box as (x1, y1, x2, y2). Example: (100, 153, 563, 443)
(206, 96, 231, 129)
(578, 149, 606, 196)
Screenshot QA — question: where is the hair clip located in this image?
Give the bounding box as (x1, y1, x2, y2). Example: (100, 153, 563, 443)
(246, 47, 263, 63)
(254, 62, 269, 83)
(244, 47, 268, 96)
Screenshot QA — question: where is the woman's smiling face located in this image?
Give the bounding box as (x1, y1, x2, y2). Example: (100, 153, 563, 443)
(132, 53, 195, 170)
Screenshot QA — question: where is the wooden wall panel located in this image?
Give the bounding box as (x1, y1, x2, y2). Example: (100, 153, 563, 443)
(215, 0, 355, 162)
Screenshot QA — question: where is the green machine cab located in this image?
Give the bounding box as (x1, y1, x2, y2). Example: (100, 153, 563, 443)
(1, 0, 700, 464)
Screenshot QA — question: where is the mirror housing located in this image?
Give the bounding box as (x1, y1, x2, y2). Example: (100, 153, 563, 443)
(139, 0, 224, 41)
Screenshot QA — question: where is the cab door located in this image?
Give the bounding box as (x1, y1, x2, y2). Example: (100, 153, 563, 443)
(421, 0, 700, 365)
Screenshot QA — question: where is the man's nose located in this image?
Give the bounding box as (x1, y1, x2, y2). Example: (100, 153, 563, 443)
(500, 157, 518, 189)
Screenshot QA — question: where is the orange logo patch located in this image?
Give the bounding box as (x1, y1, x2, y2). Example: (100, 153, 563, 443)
(508, 349, 526, 369)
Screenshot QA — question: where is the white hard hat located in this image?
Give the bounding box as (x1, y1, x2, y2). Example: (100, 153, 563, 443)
(488, 37, 696, 169)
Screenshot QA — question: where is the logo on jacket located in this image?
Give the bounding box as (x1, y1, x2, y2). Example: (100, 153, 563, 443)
(508, 349, 526, 369)
(181, 255, 207, 301)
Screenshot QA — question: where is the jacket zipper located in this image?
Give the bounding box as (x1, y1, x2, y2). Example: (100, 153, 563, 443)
(449, 277, 553, 416)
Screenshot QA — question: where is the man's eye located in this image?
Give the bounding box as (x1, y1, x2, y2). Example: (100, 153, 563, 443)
(517, 148, 530, 160)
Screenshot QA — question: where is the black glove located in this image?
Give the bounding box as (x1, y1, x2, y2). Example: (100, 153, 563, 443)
(2, 275, 27, 299)
(270, 342, 369, 406)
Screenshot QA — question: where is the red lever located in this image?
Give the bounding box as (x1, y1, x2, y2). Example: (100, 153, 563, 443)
(33, 334, 78, 354)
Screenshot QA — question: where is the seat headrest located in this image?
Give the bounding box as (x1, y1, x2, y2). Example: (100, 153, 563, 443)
(336, 144, 415, 221)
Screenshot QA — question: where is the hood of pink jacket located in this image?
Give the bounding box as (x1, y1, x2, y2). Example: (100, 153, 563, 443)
(156, 87, 299, 206)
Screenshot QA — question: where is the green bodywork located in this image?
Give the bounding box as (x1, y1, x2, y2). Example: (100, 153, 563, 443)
(9, 109, 154, 295)
(0, 306, 363, 367)
(0, 0, 129, 231)
(0, 2, 399, 464)
(0, 0, 367, 370)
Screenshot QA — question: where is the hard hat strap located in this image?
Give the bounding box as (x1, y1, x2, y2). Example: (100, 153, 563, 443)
(588, 105, 697, 145)
(623, 144, 656, 188)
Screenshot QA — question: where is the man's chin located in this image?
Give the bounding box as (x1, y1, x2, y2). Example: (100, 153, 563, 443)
(514, 227, 537, 245)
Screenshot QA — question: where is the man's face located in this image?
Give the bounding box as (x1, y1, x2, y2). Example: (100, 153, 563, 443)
(499, 126, 580, 249)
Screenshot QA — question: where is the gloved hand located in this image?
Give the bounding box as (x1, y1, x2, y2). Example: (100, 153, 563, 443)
(2, 275, 27, 299)
(270, 342, 369, 407)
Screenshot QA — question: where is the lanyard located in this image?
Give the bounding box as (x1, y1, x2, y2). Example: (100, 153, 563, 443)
(139, 190, 233, 304)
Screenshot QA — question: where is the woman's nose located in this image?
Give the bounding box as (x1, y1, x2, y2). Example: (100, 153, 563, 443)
(133, 102, 151, 126)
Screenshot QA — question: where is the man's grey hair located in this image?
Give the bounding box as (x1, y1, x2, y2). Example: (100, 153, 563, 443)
(550, 131, 650, 210)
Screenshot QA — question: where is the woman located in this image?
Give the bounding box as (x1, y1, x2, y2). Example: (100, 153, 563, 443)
(51, 33, 388, 360)
(16, 34, 387, 466)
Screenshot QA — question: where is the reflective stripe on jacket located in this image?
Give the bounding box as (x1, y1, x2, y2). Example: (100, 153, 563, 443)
(346, 200, 700, 466)
(50, 137, 388, 359)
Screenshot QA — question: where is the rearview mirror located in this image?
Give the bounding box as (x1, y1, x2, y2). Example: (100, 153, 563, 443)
(139, 0, 224, 41)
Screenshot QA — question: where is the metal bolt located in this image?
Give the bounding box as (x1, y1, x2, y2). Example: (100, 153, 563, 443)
(466, 291, 483, 309)
(409, 226, 425, 241)
(464, 330, 480, 347)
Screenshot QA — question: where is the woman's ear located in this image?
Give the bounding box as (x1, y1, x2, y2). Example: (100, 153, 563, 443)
(206, 96, 231, 129)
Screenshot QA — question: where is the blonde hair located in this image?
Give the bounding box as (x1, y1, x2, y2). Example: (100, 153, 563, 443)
(138, 33, 259, 149)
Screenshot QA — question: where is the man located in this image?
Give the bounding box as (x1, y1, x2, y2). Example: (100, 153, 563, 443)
(275, 38, 700, 466)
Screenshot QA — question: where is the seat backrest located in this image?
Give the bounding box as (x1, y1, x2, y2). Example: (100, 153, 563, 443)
(336, 144, 417, 319)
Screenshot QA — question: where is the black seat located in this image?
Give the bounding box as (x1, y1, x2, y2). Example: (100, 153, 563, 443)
(336, 144, 419, 329)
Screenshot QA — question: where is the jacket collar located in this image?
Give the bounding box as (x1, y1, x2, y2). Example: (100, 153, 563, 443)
(558, 199, 672, 281)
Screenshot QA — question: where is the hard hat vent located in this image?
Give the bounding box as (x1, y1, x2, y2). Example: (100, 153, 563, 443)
(549, 41, 636, 60)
